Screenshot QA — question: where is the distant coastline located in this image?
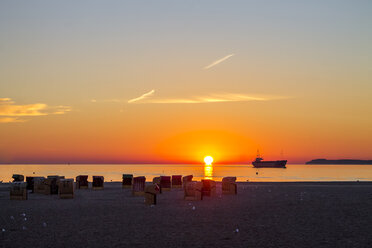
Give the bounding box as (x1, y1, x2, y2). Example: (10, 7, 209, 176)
(306, 159, 372, 165)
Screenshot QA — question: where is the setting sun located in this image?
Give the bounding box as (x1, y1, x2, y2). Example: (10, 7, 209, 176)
(204, 156, 214, 165)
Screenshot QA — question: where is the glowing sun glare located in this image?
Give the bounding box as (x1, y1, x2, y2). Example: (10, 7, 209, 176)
(204, 156, 214, 165)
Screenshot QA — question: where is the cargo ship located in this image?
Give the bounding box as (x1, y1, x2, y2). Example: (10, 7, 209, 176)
(252, 151, 287, 168)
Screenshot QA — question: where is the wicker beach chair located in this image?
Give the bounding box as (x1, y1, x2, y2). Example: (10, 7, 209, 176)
(47, 175, 64, 194)
(92, 176, 104, 190)
(201, 179, 216, 197)
(12, 174, 24, 182)
(182, 175, 193, 189)
(171, 175, 182, 188)
(33, 177, 47, 194)
(160, 176, 171, 191)
(222, 177, 237, 195)
(122, 174, 133, 188)
(10, 182, 28, 200)
(132, 176, 146, 196)
(59, 179, 74, 199)
(144, 184, 160, 205)
(184, 181, 203, 201)
(76, 175, 89, 189)
(26, 176, 35, 192)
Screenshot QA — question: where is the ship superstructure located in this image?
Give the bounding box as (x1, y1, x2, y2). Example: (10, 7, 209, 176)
(252, 150, 287, 168)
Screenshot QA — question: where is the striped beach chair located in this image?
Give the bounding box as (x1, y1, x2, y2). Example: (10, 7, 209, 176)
(171, 175, 182, 188)
(132, 176, 146, 196)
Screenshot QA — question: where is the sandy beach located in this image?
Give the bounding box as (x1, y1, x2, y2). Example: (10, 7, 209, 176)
(1, 182, 372, 248)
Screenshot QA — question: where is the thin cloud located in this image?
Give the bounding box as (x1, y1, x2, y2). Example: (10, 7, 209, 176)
(52, 106, 72, 115)
(0, 98, 71, 123)
(128, 90, 155, 103)
(91, 99, 123, 103)
(0, 117, 26, 123)
(148, 93, 268, 104)
(0, 98, 13, 103)
(204, 54, 234, 70)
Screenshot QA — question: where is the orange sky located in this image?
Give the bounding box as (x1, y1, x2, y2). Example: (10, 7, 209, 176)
(1, 1, 372, 164)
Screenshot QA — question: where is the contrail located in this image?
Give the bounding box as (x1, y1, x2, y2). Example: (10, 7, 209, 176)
(204, 54, 234, 70)
(148, 93, 267, 104)
(128, 89, 155, 103)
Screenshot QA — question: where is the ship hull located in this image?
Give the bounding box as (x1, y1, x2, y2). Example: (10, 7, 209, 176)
(252, 160, 287, 168)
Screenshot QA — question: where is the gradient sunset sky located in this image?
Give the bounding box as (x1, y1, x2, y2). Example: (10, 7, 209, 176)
(1, 1, 371, 164)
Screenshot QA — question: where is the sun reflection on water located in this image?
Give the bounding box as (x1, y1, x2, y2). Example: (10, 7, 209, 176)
(204, 165, 213, 179)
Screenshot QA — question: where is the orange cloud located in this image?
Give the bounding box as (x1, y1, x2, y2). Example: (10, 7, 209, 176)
(0, 98, 71, 122)
(0, 117, 26, 123)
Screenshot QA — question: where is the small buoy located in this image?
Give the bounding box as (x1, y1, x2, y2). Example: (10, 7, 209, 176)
(234, 228, 239, 233)
(1, 228, 5, 232)
(24, 218, 27, 221)
(192, 206, 196, 210)
(21, 213, 26, 217)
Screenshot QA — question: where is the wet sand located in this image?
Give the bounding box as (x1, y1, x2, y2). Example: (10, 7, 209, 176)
(1, 182, 372, 248)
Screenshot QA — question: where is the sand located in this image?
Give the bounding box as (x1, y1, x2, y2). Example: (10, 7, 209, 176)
(1, 182, 372, 248)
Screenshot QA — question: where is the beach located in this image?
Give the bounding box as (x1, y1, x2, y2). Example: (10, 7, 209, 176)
(1, 182, 372, 248)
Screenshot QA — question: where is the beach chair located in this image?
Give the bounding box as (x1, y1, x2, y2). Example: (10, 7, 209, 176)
(184, 181, 202, 201)
(222, 177, 237, 195)
(26, 176, 35, 192)
(201, 179, 216, 197)
(122, 174, 133, 188)
(33, 177, 47, 194)
(160, 176, 171, 191)
(152, 177, 162, 193)
(10, 182, 28, 200)
(43, 178, 53, 195)
(144, 184, 160, 205)
(182, 175, 193, 189)
(132, 176, 146, 196)
(171, 175, 182, 188)
(12, 174, 24, 182)
(92, 176, 104, 190)
(59, 179, 74, 199)
(76, 175, 88, 189)
(47, 175, 64, 194)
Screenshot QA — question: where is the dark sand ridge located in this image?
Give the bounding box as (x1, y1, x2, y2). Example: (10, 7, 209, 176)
(1, 182, 372, 248)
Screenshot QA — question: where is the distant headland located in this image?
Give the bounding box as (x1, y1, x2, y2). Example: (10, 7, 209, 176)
(306, 159, 372, 165)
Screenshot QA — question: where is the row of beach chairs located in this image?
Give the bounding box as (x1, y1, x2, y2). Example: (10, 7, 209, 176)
(131, 175, 237, 205)
(9, 174, 237, 204)
(9, 175, 105, 200)
(10, 175, 74, 200)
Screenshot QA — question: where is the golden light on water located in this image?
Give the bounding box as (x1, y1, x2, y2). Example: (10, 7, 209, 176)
(204, 165, 213, 179)
(203, 156, 214, 179)
(204, 156, 213, 165)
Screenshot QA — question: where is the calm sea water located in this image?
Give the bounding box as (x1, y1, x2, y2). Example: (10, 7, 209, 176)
(1, 164, 372, 182)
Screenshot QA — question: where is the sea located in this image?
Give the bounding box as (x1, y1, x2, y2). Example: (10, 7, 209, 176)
(1, 164, 372, 182)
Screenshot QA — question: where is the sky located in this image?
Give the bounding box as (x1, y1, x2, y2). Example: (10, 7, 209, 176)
(0, 0, 371, 164)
